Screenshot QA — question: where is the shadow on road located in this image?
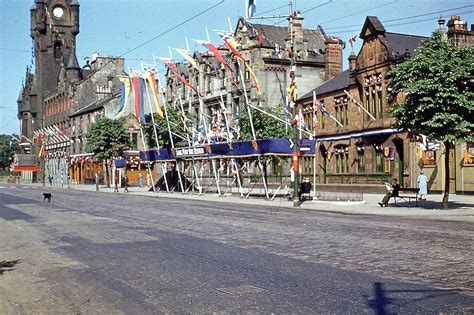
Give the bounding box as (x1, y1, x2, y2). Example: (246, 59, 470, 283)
(366, 281, 464, 314)
(0, 260, 20, 275)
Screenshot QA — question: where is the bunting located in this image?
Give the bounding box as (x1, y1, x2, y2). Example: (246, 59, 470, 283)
(348, 35, 357, 52)
(174, 48, 200, 72)
(144, 71, 164, 119)
(320, 103, 343, 127)
(195, 39, 236, 80)
(131, 75, 146, 123)
(116, 76, 131, 118)
(219, 33, 260, 92)
(158, 57, 199, 94)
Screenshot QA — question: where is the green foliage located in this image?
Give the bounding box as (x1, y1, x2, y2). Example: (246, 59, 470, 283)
(387, 31, 474, 143)
(0, 134, 20, 171)
(144, 106, 196, 148)
(85, 118, 131, 159)
(238, 104, 290, 141)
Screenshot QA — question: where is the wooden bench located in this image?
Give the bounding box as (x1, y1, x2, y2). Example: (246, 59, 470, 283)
(393, 188, 420, 207)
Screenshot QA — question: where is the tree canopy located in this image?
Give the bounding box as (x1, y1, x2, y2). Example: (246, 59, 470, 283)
(144, 106, 196, 149)
(238, 104, 290, 141)
(388, 31, 474, 143)
(85, 118, 131, 159)
(0, 134, 20, 172)
(387, 31, 474, 209)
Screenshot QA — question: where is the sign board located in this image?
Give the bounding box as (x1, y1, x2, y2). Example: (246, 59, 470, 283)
(175, 147, 207, 157)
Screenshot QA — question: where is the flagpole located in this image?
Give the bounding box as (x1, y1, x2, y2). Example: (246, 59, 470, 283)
(343, 90, 376, 121)
(312, 91, 317, 198)
(140, 66, 158, 192)
(159, 75, 186, 194)
(237, 59, 269, 199)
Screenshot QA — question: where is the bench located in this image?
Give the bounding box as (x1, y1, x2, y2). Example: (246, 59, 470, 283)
(393, 188, 420, 207)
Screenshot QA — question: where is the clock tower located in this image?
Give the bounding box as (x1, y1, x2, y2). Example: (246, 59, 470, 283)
(29, 0, 79, 130)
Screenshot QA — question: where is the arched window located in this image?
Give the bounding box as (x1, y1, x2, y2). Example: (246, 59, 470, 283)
(54, 41, 62, 60)
(334, 145, 349, 174)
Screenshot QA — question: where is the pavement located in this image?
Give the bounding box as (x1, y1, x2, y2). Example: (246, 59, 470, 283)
(14, 181, 474, 223)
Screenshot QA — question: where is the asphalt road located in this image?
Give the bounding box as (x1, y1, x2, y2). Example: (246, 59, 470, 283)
(1, 185, 473, 313)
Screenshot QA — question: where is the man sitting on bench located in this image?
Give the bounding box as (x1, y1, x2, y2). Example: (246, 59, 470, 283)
(298, 177, 312, 201)
(379, 178, 400, 207)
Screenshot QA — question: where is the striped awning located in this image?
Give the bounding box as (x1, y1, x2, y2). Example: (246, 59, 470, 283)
(33, 125, 70, 150)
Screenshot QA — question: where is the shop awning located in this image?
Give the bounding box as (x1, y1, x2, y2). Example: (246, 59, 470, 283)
(12, 165, 40, 172)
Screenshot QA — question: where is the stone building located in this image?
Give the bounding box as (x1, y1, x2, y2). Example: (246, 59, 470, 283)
(18, 0, 129, 184)
(165, 11, 343, 137)
(298, 15, 474, 194)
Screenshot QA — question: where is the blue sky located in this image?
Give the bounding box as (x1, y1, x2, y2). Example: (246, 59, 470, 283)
(1, 0, 473, 135)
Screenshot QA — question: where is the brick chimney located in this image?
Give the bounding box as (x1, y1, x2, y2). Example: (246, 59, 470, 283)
(324, 36, 343, 80)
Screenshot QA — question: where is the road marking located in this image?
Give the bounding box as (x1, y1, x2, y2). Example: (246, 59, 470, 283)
(0, 186, 5, 189)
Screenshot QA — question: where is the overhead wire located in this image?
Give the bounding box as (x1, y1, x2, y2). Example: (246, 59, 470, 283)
(324, 4, 474, 31)
(333, 9, 474, 35)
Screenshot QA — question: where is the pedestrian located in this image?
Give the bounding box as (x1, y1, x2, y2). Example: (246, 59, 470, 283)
(95, 173, 100, 191)
(378, 178, 400, 207)
(114, 171, 119, 193)
(138, 173, 144, 188)
(298, 177, 312, 202)
(124, 175, 129, 193)
(146, 173, 151, 188)
(417, 171, 428, 200)
(48, 174, 53, 186)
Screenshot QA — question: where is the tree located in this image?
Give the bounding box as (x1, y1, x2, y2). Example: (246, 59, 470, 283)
(144, 106, 196, 149)
(85, 118, 131, 187)
(238, 104, 290, 141)
(387, 31, 474, 209)
(0, 134, 20, 174)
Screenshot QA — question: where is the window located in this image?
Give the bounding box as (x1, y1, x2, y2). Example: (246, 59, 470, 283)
(374, 145, 384, 173)
(334, 145, 349, 174)
(377, 90, 383, 118)
(334, 97, 349, 127)
(54, 41, 62, 59)
(356, 145, 365, 173)
(320, 101, 325, 129)
(131, 133, 138, 150)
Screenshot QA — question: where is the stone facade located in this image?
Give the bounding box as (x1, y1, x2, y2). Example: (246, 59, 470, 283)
(164, 12, 342, 137)
(298, 15, 474, 194)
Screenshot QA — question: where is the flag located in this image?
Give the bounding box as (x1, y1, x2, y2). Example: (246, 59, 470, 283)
(348, 35, 357, 51)
(219, 33, 261, 92)
(312, 91, 318, 129)
(116, 76, 131, 118)
(144, 71, 164, 119)
(38, 144, 45, 158)
(158, 57, 199, 94)
(320, 103, 343, 127)
(174, 48, 200, 72)
(246, 0, 256, 19)
(195, 39, 236, 80)
(131, 75, 146, 123)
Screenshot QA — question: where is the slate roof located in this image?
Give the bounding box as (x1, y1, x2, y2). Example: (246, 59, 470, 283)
(381, 32, 427, 60)
(247, 22, 327, 51)
(300, 69, 350, 100)
(70, 94, 119, 118)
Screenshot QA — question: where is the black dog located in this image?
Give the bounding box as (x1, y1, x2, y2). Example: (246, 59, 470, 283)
(42, 193, 52, 202)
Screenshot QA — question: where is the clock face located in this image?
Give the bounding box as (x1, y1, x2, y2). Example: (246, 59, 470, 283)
(52, 6, 64, 19)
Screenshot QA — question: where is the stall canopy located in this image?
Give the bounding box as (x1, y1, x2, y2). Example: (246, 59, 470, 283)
(137, 138, 317, 162)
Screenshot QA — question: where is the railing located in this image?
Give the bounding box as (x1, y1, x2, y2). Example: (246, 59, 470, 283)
(325, 173, 392, 185)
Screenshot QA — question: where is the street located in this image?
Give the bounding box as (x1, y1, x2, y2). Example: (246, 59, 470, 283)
(0, 185, 473, 313)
